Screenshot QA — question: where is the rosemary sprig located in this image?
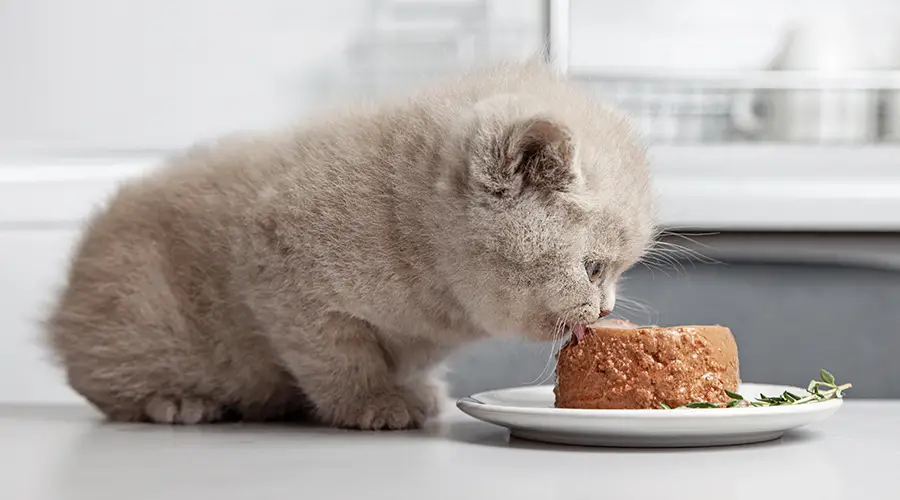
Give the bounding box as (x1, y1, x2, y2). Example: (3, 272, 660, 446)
(660, 369, 852, 410)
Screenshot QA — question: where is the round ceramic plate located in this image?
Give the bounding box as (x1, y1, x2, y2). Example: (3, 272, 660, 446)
(456, 383, 842, 448)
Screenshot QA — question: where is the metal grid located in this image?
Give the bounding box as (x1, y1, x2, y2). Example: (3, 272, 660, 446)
(572, 70, 900, 145)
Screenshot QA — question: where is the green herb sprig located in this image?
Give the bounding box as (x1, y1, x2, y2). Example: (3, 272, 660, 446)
(659, 369, 852, 410)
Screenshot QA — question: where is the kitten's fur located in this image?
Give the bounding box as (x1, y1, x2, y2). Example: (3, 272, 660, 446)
(44, 61, 656, 429)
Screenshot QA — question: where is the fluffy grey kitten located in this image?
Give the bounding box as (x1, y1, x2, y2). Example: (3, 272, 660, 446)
(44, 61, 656, 429)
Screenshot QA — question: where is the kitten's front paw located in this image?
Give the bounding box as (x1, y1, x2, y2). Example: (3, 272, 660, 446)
(326, 389, 427, 430)
(355, 392, 425, 430)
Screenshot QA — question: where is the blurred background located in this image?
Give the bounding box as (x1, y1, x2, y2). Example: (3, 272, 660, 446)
(2, 0, 899, 404)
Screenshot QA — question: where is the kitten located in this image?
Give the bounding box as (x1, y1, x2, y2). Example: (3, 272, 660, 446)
(43, 60, 657, 429)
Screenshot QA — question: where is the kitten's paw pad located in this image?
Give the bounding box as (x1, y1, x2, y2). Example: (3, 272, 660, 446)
(144, 397, 223, 425)
(349, 393, 426, 431)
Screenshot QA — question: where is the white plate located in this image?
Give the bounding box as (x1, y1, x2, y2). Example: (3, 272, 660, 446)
(456, 383, 842, 448)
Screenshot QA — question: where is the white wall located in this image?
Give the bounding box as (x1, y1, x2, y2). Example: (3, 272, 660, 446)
(0, 0, 368, 152)
(0, 0, 541, 153)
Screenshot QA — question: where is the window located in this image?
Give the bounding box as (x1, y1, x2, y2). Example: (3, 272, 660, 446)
(557, 0, 900, 230)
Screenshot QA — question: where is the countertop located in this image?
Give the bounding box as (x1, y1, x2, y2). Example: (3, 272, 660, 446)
(4, 401, 899, 500)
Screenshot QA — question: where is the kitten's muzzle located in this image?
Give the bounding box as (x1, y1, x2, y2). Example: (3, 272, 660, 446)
(562, 305, 611, 341)
(571, 302, 610, 324)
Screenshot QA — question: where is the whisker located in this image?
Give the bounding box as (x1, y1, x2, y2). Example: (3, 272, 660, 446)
(658, 230, 720, 249)
(646, 231, 725, 272)
(617, 299, 651, 314)
(652, 241, 721, 265)
(527, 314, 564, 386)
(640, 254, 680, 276)
(641, 245, 701, 275)
(639, 260, 668, 278)
(536, 312, 570, 386)
(617, 295, 659, 325)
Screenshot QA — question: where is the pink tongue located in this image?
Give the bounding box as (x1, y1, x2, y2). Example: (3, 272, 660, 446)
(573, 324, 586, 342)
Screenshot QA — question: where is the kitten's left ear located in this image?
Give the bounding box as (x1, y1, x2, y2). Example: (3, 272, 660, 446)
(502, 116, 577, 195)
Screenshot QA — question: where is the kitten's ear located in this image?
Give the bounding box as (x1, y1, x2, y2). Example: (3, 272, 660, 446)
(501, 116, 576, 195)
(472, 115, 576, 198)
(454, 94, 578, 198)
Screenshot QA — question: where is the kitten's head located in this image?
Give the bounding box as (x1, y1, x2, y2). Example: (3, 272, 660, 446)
(437, 87, 656, 342)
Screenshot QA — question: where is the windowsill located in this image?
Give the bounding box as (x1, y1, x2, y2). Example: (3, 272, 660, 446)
(650, 144, 900, 230)
(2, 145, 900, 231)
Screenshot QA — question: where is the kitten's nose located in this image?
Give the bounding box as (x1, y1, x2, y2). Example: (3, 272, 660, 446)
(598, 309, 612, 318)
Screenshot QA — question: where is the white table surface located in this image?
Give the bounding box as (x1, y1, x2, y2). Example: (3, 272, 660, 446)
(4, 401, 898, 500)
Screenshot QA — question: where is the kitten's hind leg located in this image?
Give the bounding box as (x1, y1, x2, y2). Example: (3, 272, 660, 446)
(271, 313, 435, 430)
(144, 397, 225, 425)
(72, 382, 230, 425)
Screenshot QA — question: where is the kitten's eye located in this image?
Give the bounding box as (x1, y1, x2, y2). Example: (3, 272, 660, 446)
(585, 260, 603, 283)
